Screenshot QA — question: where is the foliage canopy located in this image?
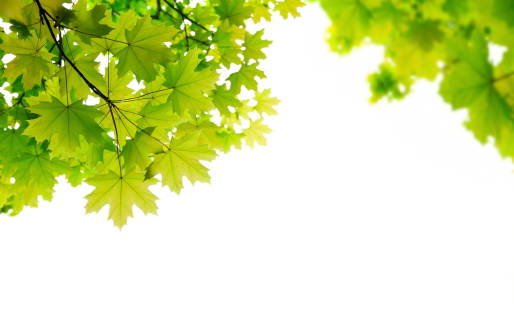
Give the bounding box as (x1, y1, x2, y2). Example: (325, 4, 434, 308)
(0, 0, 303, 228)
(315, 0, 514, 162)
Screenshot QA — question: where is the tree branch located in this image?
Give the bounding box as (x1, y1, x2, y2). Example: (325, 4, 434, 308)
(163, 0, 213, 34)
(34, 0, 112, 104)
(152, 0, 162, 19)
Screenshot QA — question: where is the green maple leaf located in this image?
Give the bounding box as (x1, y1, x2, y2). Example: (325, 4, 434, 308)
(94, 150, 121, 175)
(175, 116, 225, 151)
(243, 118, 272, 148)
(68, 0, 114, 44)
(88, 10, 138, 53)
(3, 54, 51, 90)
(252, 3, 272, 23)
(121, 127, 163, 171)
(137, 102, 182, 140)
(104, 61, 135, 100)
(228, 63, 266, 94)
(25, 96, 107, 156)
(217, 129, 244, 152)
(113, 14, 178, 82)
(276, 0, 305, 19)
(145, 131, 217, 194)
(0, 33, 48, 55)
(137, 102, 181, 129)
(11, 148, 72, 205)
(243, 29, 272, 62)
(320, 0, 372, 52)
(85, 168, 159, 229)
(440, 31, 511, 145)
(212, 26, 243, 68)
(138, 73, 172, 105)
(215, 0, 254, 27)
(211, 85, 243, 117)
(163, 49, 219, 116)
(0, 34, 54, 90)
(388, 20, 444, 80)
(192, 4, 218, 26)
(0, 128, 31, 168)
(254, 89, 280, 116)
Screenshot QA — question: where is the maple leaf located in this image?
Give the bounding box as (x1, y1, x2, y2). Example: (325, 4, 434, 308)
(88, 10, 138, 53)
(228, 63, 266, 94)
(104, 61, 135, 100)
(94, 150, 121, 175)
(389, 20, 445, 80)
(254, 89, 280, 116)
(212, 25, 243, 68)
(113, 14, 179, 82)
(145, 131, 217, 194)
(25, 96, 108, 156)
(252, 4, 272, 23)
(217, 129, 244, 152)
(0, 34, 54, 90)
(211, 85, 243, 117)
(137, 102, 182, 140)
(138, 72, 172, 105)
(163, 49, 219, 116)
(276, 0, 305, 19)
(175, 116, 225, 151)
(215, 0, 254, 27)
(11, 148, 72, 206)
(121, 127, 163, 171)
(243, 118, 272, 148)
(85, 169, 159, 229)
(243, 30, 272, 62)
(68, 0, 114, 44)
(440, 31, 511, 144)
(320, 0, 373, 52)
(0, 128, 31, 166)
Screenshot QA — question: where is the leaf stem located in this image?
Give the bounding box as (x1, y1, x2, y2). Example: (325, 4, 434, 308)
(492, 71, 514, 84)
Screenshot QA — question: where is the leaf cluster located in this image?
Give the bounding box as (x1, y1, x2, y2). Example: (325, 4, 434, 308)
(316, 0, 514, 161)
(0, 0, 303, 228)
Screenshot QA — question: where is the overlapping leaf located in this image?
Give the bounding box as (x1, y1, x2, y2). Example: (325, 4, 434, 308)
(0, 0, 291, 228)
(145, 131, 217, 194)
(85, 169, 159, 229)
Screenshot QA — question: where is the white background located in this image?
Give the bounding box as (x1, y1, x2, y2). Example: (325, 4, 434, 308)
(1, 3, 514, 332)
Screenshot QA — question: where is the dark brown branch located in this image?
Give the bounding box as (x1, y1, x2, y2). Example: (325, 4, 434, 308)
(152, 0, 162, 19)
(34, 0, 112, 104)
(163, 0, 212, 34)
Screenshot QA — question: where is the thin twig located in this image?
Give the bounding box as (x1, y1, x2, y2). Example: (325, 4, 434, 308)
(163, 0, 212, 34)
(34, 0, 111, 103)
